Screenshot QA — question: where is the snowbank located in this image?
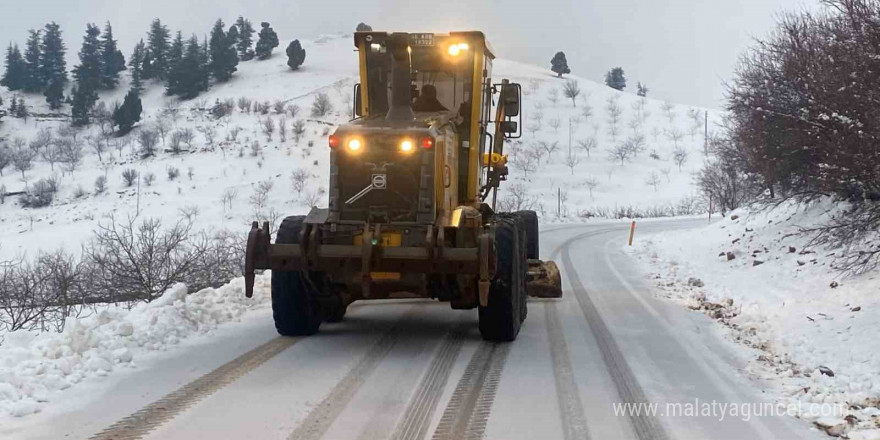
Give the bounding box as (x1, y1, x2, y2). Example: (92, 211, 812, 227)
(0, 273, 271, 417)
(630, 201, 880, 436)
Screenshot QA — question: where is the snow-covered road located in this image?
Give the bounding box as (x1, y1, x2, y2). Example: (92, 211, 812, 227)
(2, 220, 823, 440)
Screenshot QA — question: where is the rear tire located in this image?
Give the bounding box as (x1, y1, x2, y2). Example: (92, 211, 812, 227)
(516, 210, 539, 260)
(479, 214, 528, 341)
(321, 295, 347, 323)
(271, 216, 322, 336)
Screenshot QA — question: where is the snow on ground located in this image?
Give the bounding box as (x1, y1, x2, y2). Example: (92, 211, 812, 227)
(0, 272, 271, 417)
(629, 201, 880, 437)
(0, 32, 718, 419)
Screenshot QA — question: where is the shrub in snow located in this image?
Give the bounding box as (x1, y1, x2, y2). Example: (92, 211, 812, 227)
(286, 40, 306, 70)
(311, 93, 333, 117)
(94, 175, 107, 194)
(167, 166, 180, 181)
(142, 172, 156, 187)
(19, 179, 56, 208)
(121, 168, 138, 187)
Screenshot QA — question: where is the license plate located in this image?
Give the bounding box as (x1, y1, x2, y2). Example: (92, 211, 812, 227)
(410, 34, 435, 46)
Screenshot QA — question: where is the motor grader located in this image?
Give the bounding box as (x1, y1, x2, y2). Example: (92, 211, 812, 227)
(244, 31, 561, 341)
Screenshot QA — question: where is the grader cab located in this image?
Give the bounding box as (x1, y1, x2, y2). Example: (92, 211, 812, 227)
(244, 31, 561, 341)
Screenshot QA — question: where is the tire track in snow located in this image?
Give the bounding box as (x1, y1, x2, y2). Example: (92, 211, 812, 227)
(388, 324, 467, 440)
(430, 342, 511, 440)
(286, 307, 421, 440)
(89, 336, 300, 440)
(545, 301, 592, 440)
(561, 231, 670, 440)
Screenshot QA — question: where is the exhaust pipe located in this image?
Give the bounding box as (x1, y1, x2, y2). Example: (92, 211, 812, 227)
(385, 33, 415, 122)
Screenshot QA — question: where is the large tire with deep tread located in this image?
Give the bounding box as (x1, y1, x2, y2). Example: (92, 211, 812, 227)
(272, 216, 322, 336)
(321, 295, 347, 323)
(516, 210, 539, 260)
(479, 214, 528, 341)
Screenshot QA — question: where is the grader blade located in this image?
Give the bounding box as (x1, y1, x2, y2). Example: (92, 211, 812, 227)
(526, 260, 563, 298)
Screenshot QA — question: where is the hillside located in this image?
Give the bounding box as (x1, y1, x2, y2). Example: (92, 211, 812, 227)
(0, 33, 716, 260)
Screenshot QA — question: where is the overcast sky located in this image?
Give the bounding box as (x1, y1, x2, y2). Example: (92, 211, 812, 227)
(2, 0, 816, 108)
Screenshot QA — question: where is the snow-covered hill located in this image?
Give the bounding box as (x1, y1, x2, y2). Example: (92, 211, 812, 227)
(0, 33, 716, 260)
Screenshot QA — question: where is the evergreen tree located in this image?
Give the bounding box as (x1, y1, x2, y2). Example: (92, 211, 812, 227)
(235, 16, 255, 60)
(165, 31, 184, 95)
(100, 22, 126, 89)
(168, 35, 207, 99)
(605, 67, 626, 91)
(112, 88, 142, 133)
(356, 23, 373, 32)
(200, 36, 210, 92)
(23, 29, 44, 92)
(254, 22, 279, 60)
(128, 40, 146, 95)
(1, 44, 26, 91)
(209, 19, 238, 82)
(286, 40, 306, 70)
(74, 24, 103, 93)
(142, 50, 154, 80)
(551, 51, 570, 78)
(15, 97, 28, 118)
(70, 85, 97, 126)
(40, 22, 67, 88)
(44, 77, 64, 109)
(146, 19, 171, 80)
(637, 82, 648, 97)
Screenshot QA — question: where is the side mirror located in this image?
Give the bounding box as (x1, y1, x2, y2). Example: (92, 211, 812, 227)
(500, 121, 518, 134)
(353, 83, 363, 118)
(502, 83, 521, 117)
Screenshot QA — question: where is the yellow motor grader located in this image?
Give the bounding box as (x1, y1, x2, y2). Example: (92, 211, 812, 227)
(244, 31, 561, 341)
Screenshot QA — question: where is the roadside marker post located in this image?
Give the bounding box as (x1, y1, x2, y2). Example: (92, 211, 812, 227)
(628, 221, 636, 246)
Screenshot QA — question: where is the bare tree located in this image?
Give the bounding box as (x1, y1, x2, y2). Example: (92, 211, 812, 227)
(40, 142, 62, 171)
(538, 140, 560, 162)
(673, 147, 689, 171)
(57, 137, 84, 173)
(661, 101, 676, 124)
(273, 100, 287, 114)
(645, 171, 662, 192)
(498, 182, 537, 211)
(261, 118, 275, 141)
(608, 142, 632, 165)
(581, 103, 593, 122)
(605, 96, 623, 141)
(137, 128, 160, 158)
(278, 117, 288, 142)
(547, 88, 559, 106)
(221, 187, 238, 212)
(288, 104, 300, 119)
(249, 180, 274, 217)
(623, 134, 647, 158)
(179, 127, 195, 149)
(169, 130, 185, 154)
(87, 135, 106, 162)
(665, 127, 684, 148)
(228, 126, 243, 142)
(583, 177, 599, 199)
(292, 120, 306, 144)
(155, 117, 171, 147)
(198, 126, 218, 150)
(564, 150, 581, 175)
(577, 137, 597, 157)
(0, 146, 11, 176)
(562, 80, 580, 107)
(121, 168, 138, 187)
(510, 150, 538, 178)
(11, 141, 36, 179)
(661, 167, 672, 182)
(548, 117, 561, 133)
(290, 168, 309, 194)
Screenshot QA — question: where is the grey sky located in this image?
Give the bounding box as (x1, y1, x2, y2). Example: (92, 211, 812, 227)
(2, 0, 816, 108)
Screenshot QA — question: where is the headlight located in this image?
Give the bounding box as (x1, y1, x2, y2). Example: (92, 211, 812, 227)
(399, 139, 414, 153)
(347, 138, 363, 152)
(448, 43, 469, 56)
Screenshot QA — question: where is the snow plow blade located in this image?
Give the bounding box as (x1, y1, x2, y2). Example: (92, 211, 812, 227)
(526, 260, 563, 298)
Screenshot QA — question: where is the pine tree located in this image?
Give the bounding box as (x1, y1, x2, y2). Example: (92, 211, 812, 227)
(168, 35, 206, 99)
(23, 29, 43, 92)
(70, 84, 97, 126)
(112, 88, 142, 133)
(356, 23, 373, 32)
(551, 51, 570, 78)
(142, 50, 154, 80)
(15, 97, 28, 118)
(200, 36, 210, 92)
(235, 16, 255, 60)
(255, 22, 279, 60)
(44, 77, 64, 109)
(637, 82, 648, 97)
(209, 19, 238, 82)
(146, 19, 171, 80)
(129, 40, 146, 95)
(40, 22, 67, 88)
(165, 31, 184, 95)
(1, 44, 26, 91)
(74, 24, 103, 93)
(286, 40, 306, 70)
(605, 67, 626, 91)
(100, 22, 126, 89)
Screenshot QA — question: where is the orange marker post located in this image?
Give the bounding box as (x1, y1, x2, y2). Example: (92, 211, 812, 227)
(628, 220, 636, 246)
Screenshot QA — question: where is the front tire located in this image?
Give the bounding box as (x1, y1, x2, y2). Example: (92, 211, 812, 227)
(516, 210, 539, 260)
(479, 214, 528, 341)
(271, 216, 322, 336)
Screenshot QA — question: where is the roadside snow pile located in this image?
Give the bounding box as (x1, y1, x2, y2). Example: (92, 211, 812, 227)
(630, 200, 880, 436)
(0, 273, 271, 417)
